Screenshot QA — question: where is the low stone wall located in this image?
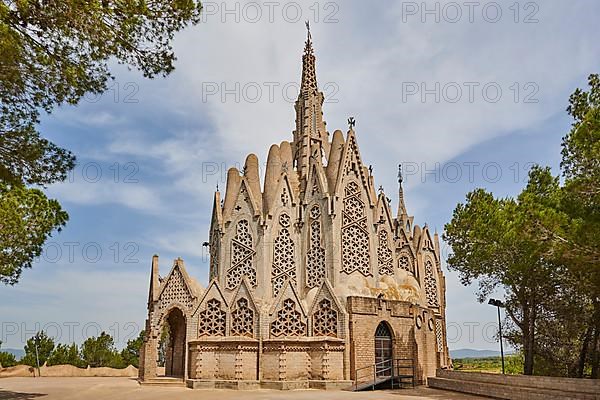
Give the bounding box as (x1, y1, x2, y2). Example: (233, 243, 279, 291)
(0, 364, 138, 378)
(428, 369, 600, 400)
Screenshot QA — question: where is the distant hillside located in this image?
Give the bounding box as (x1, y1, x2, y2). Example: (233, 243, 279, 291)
(450, 349, 513, 359)
(1, 348, 24, 360)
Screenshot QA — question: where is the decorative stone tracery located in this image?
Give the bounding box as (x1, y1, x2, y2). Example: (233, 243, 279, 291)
(209, 230, 220, 281)
(435, 318, 444, 352)
(398, 252, 414, 274)
(231, 298, 254, 337)
(306, 205, 325, 288)
(341, 182, 371, 276)
(272, 213, 296, 296)
(377, 230, 394, 276)
(227, 220, 257, 290)
(157, 268, 194, 313)
(424, 259, 439, 308)
(199, 299, 226, 336)
(281, 187, 290, 207)
(271, 298, 306, 337)
(313, 299, 338, 337)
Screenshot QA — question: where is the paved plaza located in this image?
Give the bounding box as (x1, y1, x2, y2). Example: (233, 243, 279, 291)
(0, 377, 489, 400)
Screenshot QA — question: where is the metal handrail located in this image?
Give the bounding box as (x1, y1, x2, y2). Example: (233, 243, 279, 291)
(354, 359, 394, 391)
(353, 358, 416, 391)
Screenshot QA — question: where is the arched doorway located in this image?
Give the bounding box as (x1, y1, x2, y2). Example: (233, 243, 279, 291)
(161, 308, 186, 378)
(375, 322, 393, 377)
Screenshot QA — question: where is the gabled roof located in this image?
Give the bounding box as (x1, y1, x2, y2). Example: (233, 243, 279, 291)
(268, 279, 307, 317)
(157, 258, 200, 301)
(192, 278, 229, 316)
(230, 277, 259, 311)
(333, 129, 373, 205)
(308, 278, 345, 315)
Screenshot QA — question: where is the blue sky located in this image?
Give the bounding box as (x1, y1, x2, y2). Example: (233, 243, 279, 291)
(1, 0, 599, 352)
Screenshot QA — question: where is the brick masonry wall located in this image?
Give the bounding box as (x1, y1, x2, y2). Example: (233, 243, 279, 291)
(430, 370, 600, 400)
(347, 296, 440, 384)
(436, 370, 600, 395)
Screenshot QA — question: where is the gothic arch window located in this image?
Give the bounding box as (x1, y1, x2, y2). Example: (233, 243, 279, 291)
(307, 205, 326, 288)
(341, 181, 371, 276)
(271, 213, 296, 296)
(313, 299, 338, 337)
(227, 219, 257, 290)
(231, 298, 254, 337)
(377, 230, 394, 276)
(199, 299, 226, 336)
(398, 252, 414, 274)
(270, 298, 306, 337)
(424, 259, 439, 308)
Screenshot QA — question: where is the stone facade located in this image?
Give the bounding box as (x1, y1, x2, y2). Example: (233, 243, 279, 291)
(139, 26, 450, 389)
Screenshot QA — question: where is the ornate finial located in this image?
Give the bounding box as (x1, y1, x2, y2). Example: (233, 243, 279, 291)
(216, 182, 219, 191)
(348, 117, 356, 129)
(398, 164, 403, 184)
(397, 163, 407, 218)
(369, 165, 373, 175)
(378, 185, 384, 193)
(303, 20, 313, 57)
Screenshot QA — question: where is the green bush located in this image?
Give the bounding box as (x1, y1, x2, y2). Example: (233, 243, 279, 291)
(0, 351, 18, 367)
(47, 343, 85, 367)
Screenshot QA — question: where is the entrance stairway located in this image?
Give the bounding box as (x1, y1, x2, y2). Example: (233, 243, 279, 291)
(351, 358, 415, 391)
(139, 376, 186, 387)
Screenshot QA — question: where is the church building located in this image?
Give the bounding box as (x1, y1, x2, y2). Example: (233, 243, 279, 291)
(139, 27, 451, 390)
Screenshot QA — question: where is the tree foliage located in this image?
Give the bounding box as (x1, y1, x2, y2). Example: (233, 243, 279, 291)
(21, 331, 54, 367)
(444, 166, 565, 375)
(120, 331, 144, 368)
(0, 0, 202, 284)
(0, 340, 18, 367)
(444, 74, 600, 377)
(81, 331, 124, 368)
(0, 182, 68, 284)
(47, 343, 84, 367)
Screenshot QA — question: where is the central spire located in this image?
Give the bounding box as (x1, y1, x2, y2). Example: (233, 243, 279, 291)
(292, 22, 329, 177)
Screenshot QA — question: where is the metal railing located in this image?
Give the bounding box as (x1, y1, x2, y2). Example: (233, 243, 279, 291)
(353, 358, 415, 391)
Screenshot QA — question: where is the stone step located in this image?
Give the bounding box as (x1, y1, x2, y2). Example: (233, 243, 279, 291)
(428, 377, 600, 400)
(140, 377, 186, 387)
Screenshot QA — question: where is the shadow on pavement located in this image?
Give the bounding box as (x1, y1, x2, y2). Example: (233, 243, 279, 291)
(0, 390, 47, 399)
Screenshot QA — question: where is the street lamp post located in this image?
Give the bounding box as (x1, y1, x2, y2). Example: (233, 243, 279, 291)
(488, 298, 505, 374)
